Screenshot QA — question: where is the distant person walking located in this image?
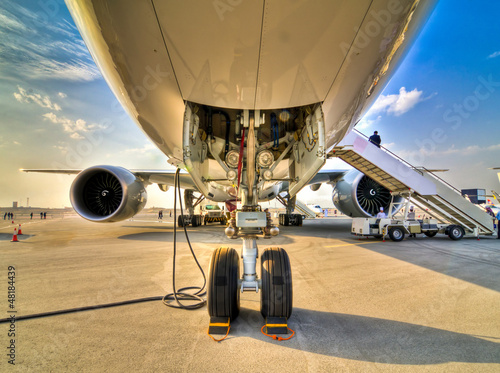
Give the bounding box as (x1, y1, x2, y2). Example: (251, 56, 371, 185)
(43, 212, 47, 219)
(170, 210, 172, 217)
(369, 131, 381, 148)
(40, 212, 43, 219)
(158, 210, 163, 220)
(30, 212, 33, 219)
(3, 212, 6, 220)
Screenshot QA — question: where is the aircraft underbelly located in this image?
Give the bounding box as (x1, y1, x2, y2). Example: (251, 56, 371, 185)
(66, 0, 437, 158)
(153, 0, 371, 110)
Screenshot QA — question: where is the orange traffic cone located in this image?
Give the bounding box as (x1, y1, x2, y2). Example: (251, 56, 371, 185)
(11, 228, 18, 242)
(18, 224, 22, 235)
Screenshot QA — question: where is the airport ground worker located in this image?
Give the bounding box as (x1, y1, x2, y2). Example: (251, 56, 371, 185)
(408, 207, 416, 237)
(376, 207, 386, 218)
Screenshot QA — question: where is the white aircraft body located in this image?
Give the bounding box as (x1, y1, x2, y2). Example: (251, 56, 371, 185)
(25, 1, 438, 324)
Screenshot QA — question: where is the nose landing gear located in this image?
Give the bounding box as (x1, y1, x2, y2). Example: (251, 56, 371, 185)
(207, 210, 293, 341)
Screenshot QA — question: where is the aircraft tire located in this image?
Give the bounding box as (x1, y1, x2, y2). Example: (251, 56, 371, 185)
(207, 247, 240, 321)
(191, 215, 199, 227)
(177, 215, 184, 227)
(260, 247, 292, 319)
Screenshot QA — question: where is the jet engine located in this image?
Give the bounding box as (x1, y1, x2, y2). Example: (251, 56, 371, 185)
(332, 170, 402, 217)
(70, 166, 147, 222)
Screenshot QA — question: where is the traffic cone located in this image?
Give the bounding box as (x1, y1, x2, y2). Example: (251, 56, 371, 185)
(11, 228, 18, 242)
(18, 224, 22, 235)
(11, 220, 14, 224)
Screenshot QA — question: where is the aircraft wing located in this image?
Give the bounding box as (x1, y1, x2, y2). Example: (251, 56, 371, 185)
(307, 170, 349, 186)
(20, 168, 199, 191)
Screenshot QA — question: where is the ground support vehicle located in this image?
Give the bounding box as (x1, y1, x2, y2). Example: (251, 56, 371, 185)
(351, 217, 476, 242)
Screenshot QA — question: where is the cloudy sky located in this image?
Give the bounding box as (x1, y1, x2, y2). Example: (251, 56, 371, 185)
(0, 1, 499, 208)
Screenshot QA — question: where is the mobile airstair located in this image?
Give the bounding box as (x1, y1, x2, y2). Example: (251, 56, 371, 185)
(329, 130, 494, 237)
(276, 195, 317, 219)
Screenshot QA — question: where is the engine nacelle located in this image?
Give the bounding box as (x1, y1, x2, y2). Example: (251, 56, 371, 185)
(332, 170, 402, 217)
(70, 166, 147, 222)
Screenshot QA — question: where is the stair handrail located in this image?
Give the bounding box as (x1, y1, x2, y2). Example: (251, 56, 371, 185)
(352, 129, 424, 176)
(353, 129, 463, 195)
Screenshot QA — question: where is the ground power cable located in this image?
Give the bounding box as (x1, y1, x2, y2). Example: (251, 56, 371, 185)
(0, 169, 207, 324)
(162, 168, 207, 309)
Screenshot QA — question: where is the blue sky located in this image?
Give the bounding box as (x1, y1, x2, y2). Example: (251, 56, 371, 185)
(0, 1, 499, 208)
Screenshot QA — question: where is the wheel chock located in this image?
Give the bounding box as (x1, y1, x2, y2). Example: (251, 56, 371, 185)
(208, 317, 230, 341)
(264, 317, 288, 335)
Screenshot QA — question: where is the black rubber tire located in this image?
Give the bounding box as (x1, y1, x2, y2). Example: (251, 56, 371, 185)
(191, 215, 198, 227)
(448, 225, 464, 240)
(207, 247, 240, 321)
(388, 227, 405, 242)
(260, 247, 293, 319)
(284, 215, 289, 226)
(177, 215, 184, 227)
(424, 231, 438, 238)
(295, 214, 303, 226)
(204, 217, 207, 225)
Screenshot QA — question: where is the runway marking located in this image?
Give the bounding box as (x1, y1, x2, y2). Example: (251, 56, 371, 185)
(324, 241, 382, 248)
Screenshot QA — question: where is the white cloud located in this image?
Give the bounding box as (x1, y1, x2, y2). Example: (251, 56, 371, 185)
(0, 11, 27, 33)
(368, 87, 428, 117)
(123, 143, 157, 154)
(42, 112, 103, 139)
(0, 6, 100, 82)
(13, 86, 61, 111)
(357, 115, 381, 130)
(488, 51, 500, 59)
(58, 92, 67, 99)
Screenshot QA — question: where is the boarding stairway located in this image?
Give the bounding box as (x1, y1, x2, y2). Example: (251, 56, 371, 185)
(276, 195, 317, 219)
(329, 130, 494, 235)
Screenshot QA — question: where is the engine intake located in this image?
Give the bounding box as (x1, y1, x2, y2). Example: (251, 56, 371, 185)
(70, 166, 147, 222)
(332, 170, 402, 217)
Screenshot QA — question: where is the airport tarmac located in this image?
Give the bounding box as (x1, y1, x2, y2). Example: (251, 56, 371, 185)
(1, 214, 499, 372)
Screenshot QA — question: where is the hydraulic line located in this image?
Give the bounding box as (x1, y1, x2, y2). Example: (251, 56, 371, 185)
(218, 110, 231, 159)
(271, 112, 279, 148)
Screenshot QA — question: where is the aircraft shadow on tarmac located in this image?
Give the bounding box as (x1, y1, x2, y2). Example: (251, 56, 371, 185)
(234, 307, 500, 365)
(117, 228, 296, 245)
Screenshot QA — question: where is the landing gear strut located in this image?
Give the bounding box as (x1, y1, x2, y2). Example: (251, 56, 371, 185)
(177, 190, 204, 227)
